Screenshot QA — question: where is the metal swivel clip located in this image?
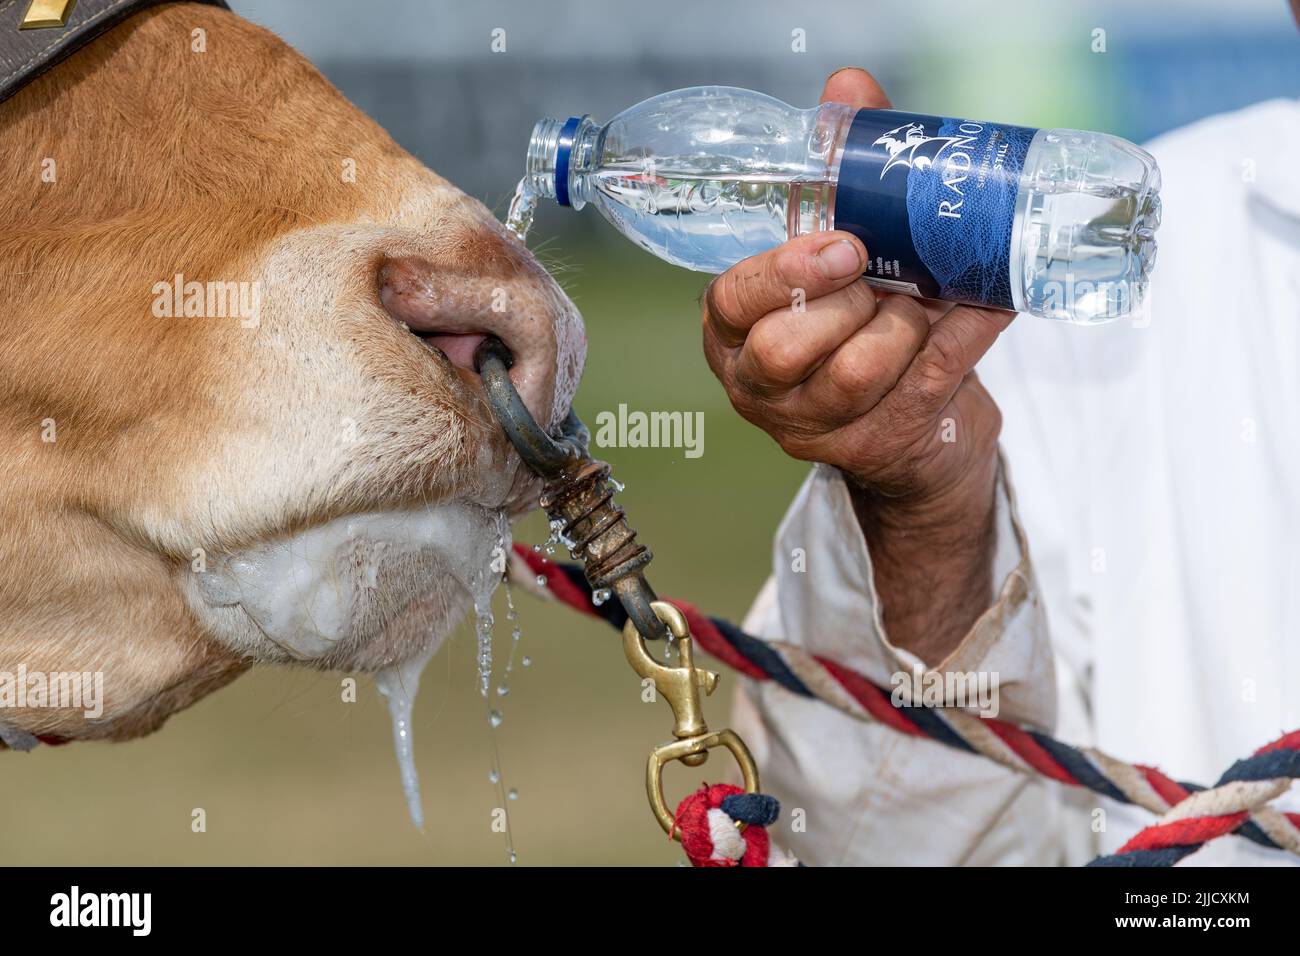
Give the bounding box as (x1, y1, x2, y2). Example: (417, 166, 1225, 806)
(622, 601, 760, 837)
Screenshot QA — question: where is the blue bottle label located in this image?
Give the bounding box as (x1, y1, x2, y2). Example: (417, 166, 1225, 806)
(833, 110, 1038, 310)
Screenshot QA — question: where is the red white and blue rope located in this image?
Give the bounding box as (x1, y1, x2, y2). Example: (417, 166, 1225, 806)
(512, 545, 1300, 867)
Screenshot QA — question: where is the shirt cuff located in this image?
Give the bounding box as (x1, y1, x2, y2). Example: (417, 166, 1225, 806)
(742, 454, 1055, 730)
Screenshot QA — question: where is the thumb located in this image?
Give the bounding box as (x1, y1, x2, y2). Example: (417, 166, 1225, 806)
(819, 67, 892, 109)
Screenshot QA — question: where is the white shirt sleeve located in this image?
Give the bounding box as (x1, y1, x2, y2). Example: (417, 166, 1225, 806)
(729, 458, 1068, 865)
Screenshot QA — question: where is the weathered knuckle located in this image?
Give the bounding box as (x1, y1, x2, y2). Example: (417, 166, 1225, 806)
(725, 376, 761, 417)
(706, 268, 758, 334)
(734, 366, 783, 404)
(730, 397, 766, 431)
(748, 325, 806, 386)
(920, 324, 968, 381)
(775, 430, 816, 461)
(703, 273, 740, 329)
(826, 348, 881, 396)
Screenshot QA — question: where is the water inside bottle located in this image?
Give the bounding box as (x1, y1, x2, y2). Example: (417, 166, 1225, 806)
(504, 166, 832, 272)
(1014, 130, 1161, 322)
(585, 167, 834, 273)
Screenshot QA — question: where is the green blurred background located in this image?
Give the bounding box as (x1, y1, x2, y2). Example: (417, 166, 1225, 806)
(4, 0, 1298, 865)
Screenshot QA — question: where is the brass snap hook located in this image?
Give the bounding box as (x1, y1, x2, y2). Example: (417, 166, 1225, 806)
(622, 601, 716, 745)
(623, 601, 761, 837)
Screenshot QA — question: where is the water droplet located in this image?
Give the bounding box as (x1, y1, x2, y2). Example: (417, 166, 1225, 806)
(536, 574, 547, 587)
(475, 605, 495, 699)
(489, 769, 500, 784)
(508, 850, 518, 864)
(592, 588, 611, 607)
(489, 709, 504, 728)
(522, 656, 532, 668)
(493, 580, 526, 700)
(549, 518, 578, 551)
(508, 788, 519, 801)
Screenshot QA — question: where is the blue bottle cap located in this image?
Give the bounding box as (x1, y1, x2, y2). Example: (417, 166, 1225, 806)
(554, 116, 583, 207)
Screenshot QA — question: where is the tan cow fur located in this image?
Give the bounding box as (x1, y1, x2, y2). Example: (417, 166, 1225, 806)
(0, 4, 584, 742)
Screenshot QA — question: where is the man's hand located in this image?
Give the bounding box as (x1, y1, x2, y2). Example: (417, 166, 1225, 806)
(701, 68, 1013, 662)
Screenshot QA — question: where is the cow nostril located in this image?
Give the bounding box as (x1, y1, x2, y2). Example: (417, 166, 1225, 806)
(379, 257, 524, 372)
(473, 335, 514, 373)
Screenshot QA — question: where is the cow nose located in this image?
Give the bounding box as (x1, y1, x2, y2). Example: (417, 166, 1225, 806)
(377, 246, 582, 430)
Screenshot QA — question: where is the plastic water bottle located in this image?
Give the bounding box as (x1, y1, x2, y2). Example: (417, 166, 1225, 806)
(514, 86, 1161, 323)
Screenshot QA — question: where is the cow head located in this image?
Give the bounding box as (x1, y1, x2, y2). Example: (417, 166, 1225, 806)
(0, 3, 584, 743)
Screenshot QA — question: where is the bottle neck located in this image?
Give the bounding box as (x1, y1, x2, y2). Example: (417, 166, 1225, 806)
(526, 115, 599, 210)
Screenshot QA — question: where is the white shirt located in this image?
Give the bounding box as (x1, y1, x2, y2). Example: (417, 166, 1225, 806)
(732, 98, 1300, 865)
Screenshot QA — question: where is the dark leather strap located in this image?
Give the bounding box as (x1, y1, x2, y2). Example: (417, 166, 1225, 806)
(0, 0, 229, 105)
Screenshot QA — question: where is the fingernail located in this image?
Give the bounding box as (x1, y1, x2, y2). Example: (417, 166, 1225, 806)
(816, 239, 863, 279)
